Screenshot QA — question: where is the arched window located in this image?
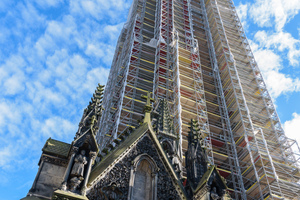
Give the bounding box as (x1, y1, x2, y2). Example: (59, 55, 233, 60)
(128, 154, 158, 200)
(162, 141, 172, 155)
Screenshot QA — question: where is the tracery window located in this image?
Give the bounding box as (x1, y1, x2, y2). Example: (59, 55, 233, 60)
(128, 154, 158, 200)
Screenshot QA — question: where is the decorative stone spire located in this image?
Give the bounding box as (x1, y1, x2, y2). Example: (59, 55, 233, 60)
(151, 98, 182, 176)
(75, 84, 105, 140)
(185, 119, 209, 189)
(152, 99, 176, 136)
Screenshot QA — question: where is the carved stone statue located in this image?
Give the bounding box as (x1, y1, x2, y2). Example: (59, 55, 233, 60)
(210, 187, 220, 200)
(69, 177, 84, 192)
(101, 182, 122, 200)
(71, 150, 87, 177)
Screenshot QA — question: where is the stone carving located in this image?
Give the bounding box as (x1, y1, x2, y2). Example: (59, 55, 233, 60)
(101, 182, 123, 200)
(41, 155, 68, 167)
(69, 177, 84, 192)
(186, 119, 208, 188)
(87, 135, 181, 200)
(210, 187, 220, 200)
(52, 195, 70, 200)
(71, 150, 87, 177)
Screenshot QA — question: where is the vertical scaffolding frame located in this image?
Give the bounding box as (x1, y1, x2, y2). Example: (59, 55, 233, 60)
(97, 0, 300, 199)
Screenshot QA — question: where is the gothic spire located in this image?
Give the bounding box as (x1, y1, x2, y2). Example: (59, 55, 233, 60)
(74, 84, 105, 140)
(152, 98, 176, 137)
(186, 119, 209, 189)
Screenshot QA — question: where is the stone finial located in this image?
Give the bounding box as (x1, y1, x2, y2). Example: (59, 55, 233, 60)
(141, 91, 155, 123)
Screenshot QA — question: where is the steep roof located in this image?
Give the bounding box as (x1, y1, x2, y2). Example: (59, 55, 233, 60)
(194, 165, 228, 194)
(42, 138, 71, 158)
(88, 123, 149, 183)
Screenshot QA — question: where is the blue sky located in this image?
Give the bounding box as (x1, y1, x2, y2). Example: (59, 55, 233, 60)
(0, 0, 299, 199)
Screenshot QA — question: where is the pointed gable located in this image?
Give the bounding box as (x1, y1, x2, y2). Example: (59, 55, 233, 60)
(87, 122, 188, 200)
(193, 166, 228, 199)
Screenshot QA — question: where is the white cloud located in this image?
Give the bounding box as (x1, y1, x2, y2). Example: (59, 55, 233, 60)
(85, 44, 105, 58)
(250, 39, 300, 99)
(0, 146, 12, 168)
(236, 3, 249, 31)
(0, 102, 20, 128)
(47, 16, 77, 40)
(34, 0, 63, 8)
(0, 0, 127, 197)
(3, 74, 25, 95)
(284, 113, 300, 143)
(254, 31, 300, 66)
(20, 2, 45, 27)
(0, 55, 27, 95)
(249, 0, 300, 31)
(249, 28, 300, 99)
(0, 0, 11, 12)
(83, 67, 110, 93)
(0, 27, 10, 44)
(69, 0, 131, 21)
(264, 70, 300, 98)
(41, 116, 76, 139)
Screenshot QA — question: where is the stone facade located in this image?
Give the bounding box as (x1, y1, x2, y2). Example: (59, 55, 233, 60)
(87, 134, 182, 200)
(26, 139, 70, 199)
(31, 162, 66, 198)
(23, 90, 232, 200)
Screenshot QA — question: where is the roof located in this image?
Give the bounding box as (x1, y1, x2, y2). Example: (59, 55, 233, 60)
(42, 138, 71, 158)
(88, 123, 149, 183)
(194, 165, 228, 194)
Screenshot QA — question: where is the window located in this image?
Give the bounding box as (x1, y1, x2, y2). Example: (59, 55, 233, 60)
(128, 154, 158, 200)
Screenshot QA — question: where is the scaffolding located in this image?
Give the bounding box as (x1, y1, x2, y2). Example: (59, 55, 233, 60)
(201, 0, 300, 198)
(98, 0, 157, 148)
(97, 0, 300, 199)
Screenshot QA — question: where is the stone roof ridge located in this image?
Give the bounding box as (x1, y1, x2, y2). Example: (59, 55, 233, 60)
(98, 126, 135, 159)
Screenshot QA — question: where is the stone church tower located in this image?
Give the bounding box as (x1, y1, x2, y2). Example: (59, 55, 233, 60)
(21, 0, 300, 197)
(22, 89, 231, 200)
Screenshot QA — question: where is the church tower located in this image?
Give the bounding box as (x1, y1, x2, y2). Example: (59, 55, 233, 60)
(23, 0, 300, 199)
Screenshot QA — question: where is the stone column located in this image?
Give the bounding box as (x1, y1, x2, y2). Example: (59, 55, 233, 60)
(61, 146, 79, 190)
(152, 171, 158, 200)
(129, 164, 136, 199)
(81, 151, 97, 196)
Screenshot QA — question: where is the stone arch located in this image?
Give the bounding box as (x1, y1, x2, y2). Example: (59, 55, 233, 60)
(128, 154, 158, 200)
(161, 139, 174, 156)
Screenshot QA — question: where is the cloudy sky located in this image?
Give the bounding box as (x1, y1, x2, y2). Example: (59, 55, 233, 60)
(0, 0, 299, 199)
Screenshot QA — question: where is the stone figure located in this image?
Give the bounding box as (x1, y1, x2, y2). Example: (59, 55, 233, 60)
(210, 187, 220, 200)
(69, 177, 84, 192)
(101, 182, 122, 200)
(71, 150, 87, 177)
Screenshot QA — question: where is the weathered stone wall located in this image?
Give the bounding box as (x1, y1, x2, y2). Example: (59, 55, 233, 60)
(87, 134, 182, 200)
(33, 162, 66, 197)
